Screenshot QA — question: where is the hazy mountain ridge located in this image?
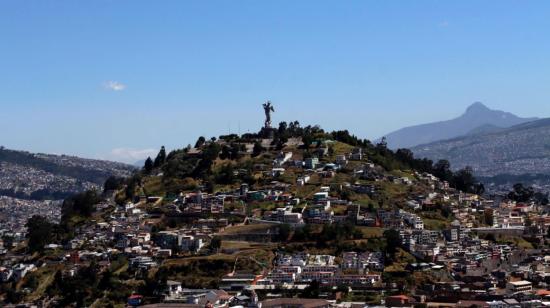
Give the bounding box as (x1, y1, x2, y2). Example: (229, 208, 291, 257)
(0, 147, 135, 200)
(381, 102, 538, 149)
(411, 118, 550, 177)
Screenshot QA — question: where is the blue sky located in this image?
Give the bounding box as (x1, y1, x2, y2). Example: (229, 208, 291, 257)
(1, 1, 549, 163)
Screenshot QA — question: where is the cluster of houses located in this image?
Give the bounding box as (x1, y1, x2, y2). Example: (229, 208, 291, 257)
(0, 196, 60, 242)
(166, 143, 550, 304)
(0, 161, 99, 197)
(257, 252, 382, 288)
(4, 137, 550, 307)
(0, 263, 36, 283)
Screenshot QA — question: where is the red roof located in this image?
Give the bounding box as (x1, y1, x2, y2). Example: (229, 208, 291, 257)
(388, 295, 410, 300)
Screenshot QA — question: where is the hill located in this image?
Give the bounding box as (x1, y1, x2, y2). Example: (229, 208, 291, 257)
(411, 118, 550, 179)
(0, 147, 135, 200)
(5, 122, 524, 306)
(380, 102, 537, 149)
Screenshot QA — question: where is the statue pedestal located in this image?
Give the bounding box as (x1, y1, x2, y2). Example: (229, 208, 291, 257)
(259, 127, 276, 139)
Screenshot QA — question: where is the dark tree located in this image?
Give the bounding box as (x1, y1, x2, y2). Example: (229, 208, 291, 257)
(230, 143, 242, 160)
(26, 215, 54, 253)
(376, 137, 388, 152)
(301, 280, 321, 298)
(23, 273, 38, 289)
(331, 130, 361, 146)
(395, 149, 414, 164)
(441, 206, 452, 218)
(143, 157, 154, 174)
(278, 121, 288, 136)
(252, 142, 264, 157)
(195, 136, 206, 148)
(98, 270, 113, 291)
(302, 134, 313, 149)
(508, 183, 535, 203)
(125, 175, 141, 201)
(473, 182, 485, 195)
(210, 236, 222, 252)
(103, 176, 123, 192)
(153, 146, 167, 167)
(204, 180, 215, 194)
(452, 167, 476, 193)
(278, 224, 291, 241)
(220, 145, 231, 160)
(383, 229, 401, 260)
(62, 190, 100, 219)
(434, 160, 453, 182)
(193, 142, 221, 177)
(534, 192, 549, 205)
(484, 233, 496, 242)
(288, 121, 301, 136)
(215, 163, 236, 185)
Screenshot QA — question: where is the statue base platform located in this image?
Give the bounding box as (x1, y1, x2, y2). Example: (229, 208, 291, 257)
(259, 127, 276, 139)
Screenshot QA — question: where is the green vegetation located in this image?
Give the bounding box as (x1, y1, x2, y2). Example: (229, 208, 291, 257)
(61, 190, 100, 220)
(25, 216, 55, 253)
(357, 227, 384, 238)
(495, 235, 534, 249)
(220, 224, 276, 235)
(383, 229, 401, 261)
(422, 218, 450, 230)
(144, 157, 154, 174)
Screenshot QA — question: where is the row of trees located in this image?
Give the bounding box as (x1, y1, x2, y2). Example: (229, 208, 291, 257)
(507, 183, 549, 204)
(277, 223, 402, 265)
(278, 222, 363, 245)
(61, 190, 100, 220)
(143, 146, 167, 174)
(389, 148, 484, 194)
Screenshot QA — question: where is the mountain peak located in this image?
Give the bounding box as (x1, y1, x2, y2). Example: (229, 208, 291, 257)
(380, 102, 537, 149)
(465, 102, 490, 114)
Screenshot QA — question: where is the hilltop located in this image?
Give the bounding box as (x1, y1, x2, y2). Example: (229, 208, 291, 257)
(128, 122, 482, 202)
(381, 102, 537, 149)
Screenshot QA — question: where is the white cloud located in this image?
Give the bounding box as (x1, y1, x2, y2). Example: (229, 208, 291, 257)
(108, 147, 157, 164)
(103, 80, 127, 91)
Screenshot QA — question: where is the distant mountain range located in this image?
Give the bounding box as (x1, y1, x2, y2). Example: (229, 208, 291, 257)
(411, 118, 550, 178)
(381, 102, 538, 149)
(134, 159, 146, 168)
(0, 147, 135, 200)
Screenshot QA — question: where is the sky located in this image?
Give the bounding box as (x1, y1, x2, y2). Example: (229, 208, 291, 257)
(1, 1, 550, 163)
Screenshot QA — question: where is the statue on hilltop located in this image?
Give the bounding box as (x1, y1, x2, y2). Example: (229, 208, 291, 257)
(263, 101, 275, 129)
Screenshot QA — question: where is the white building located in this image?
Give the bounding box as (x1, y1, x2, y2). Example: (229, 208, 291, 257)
(507, 280, 532, 294)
